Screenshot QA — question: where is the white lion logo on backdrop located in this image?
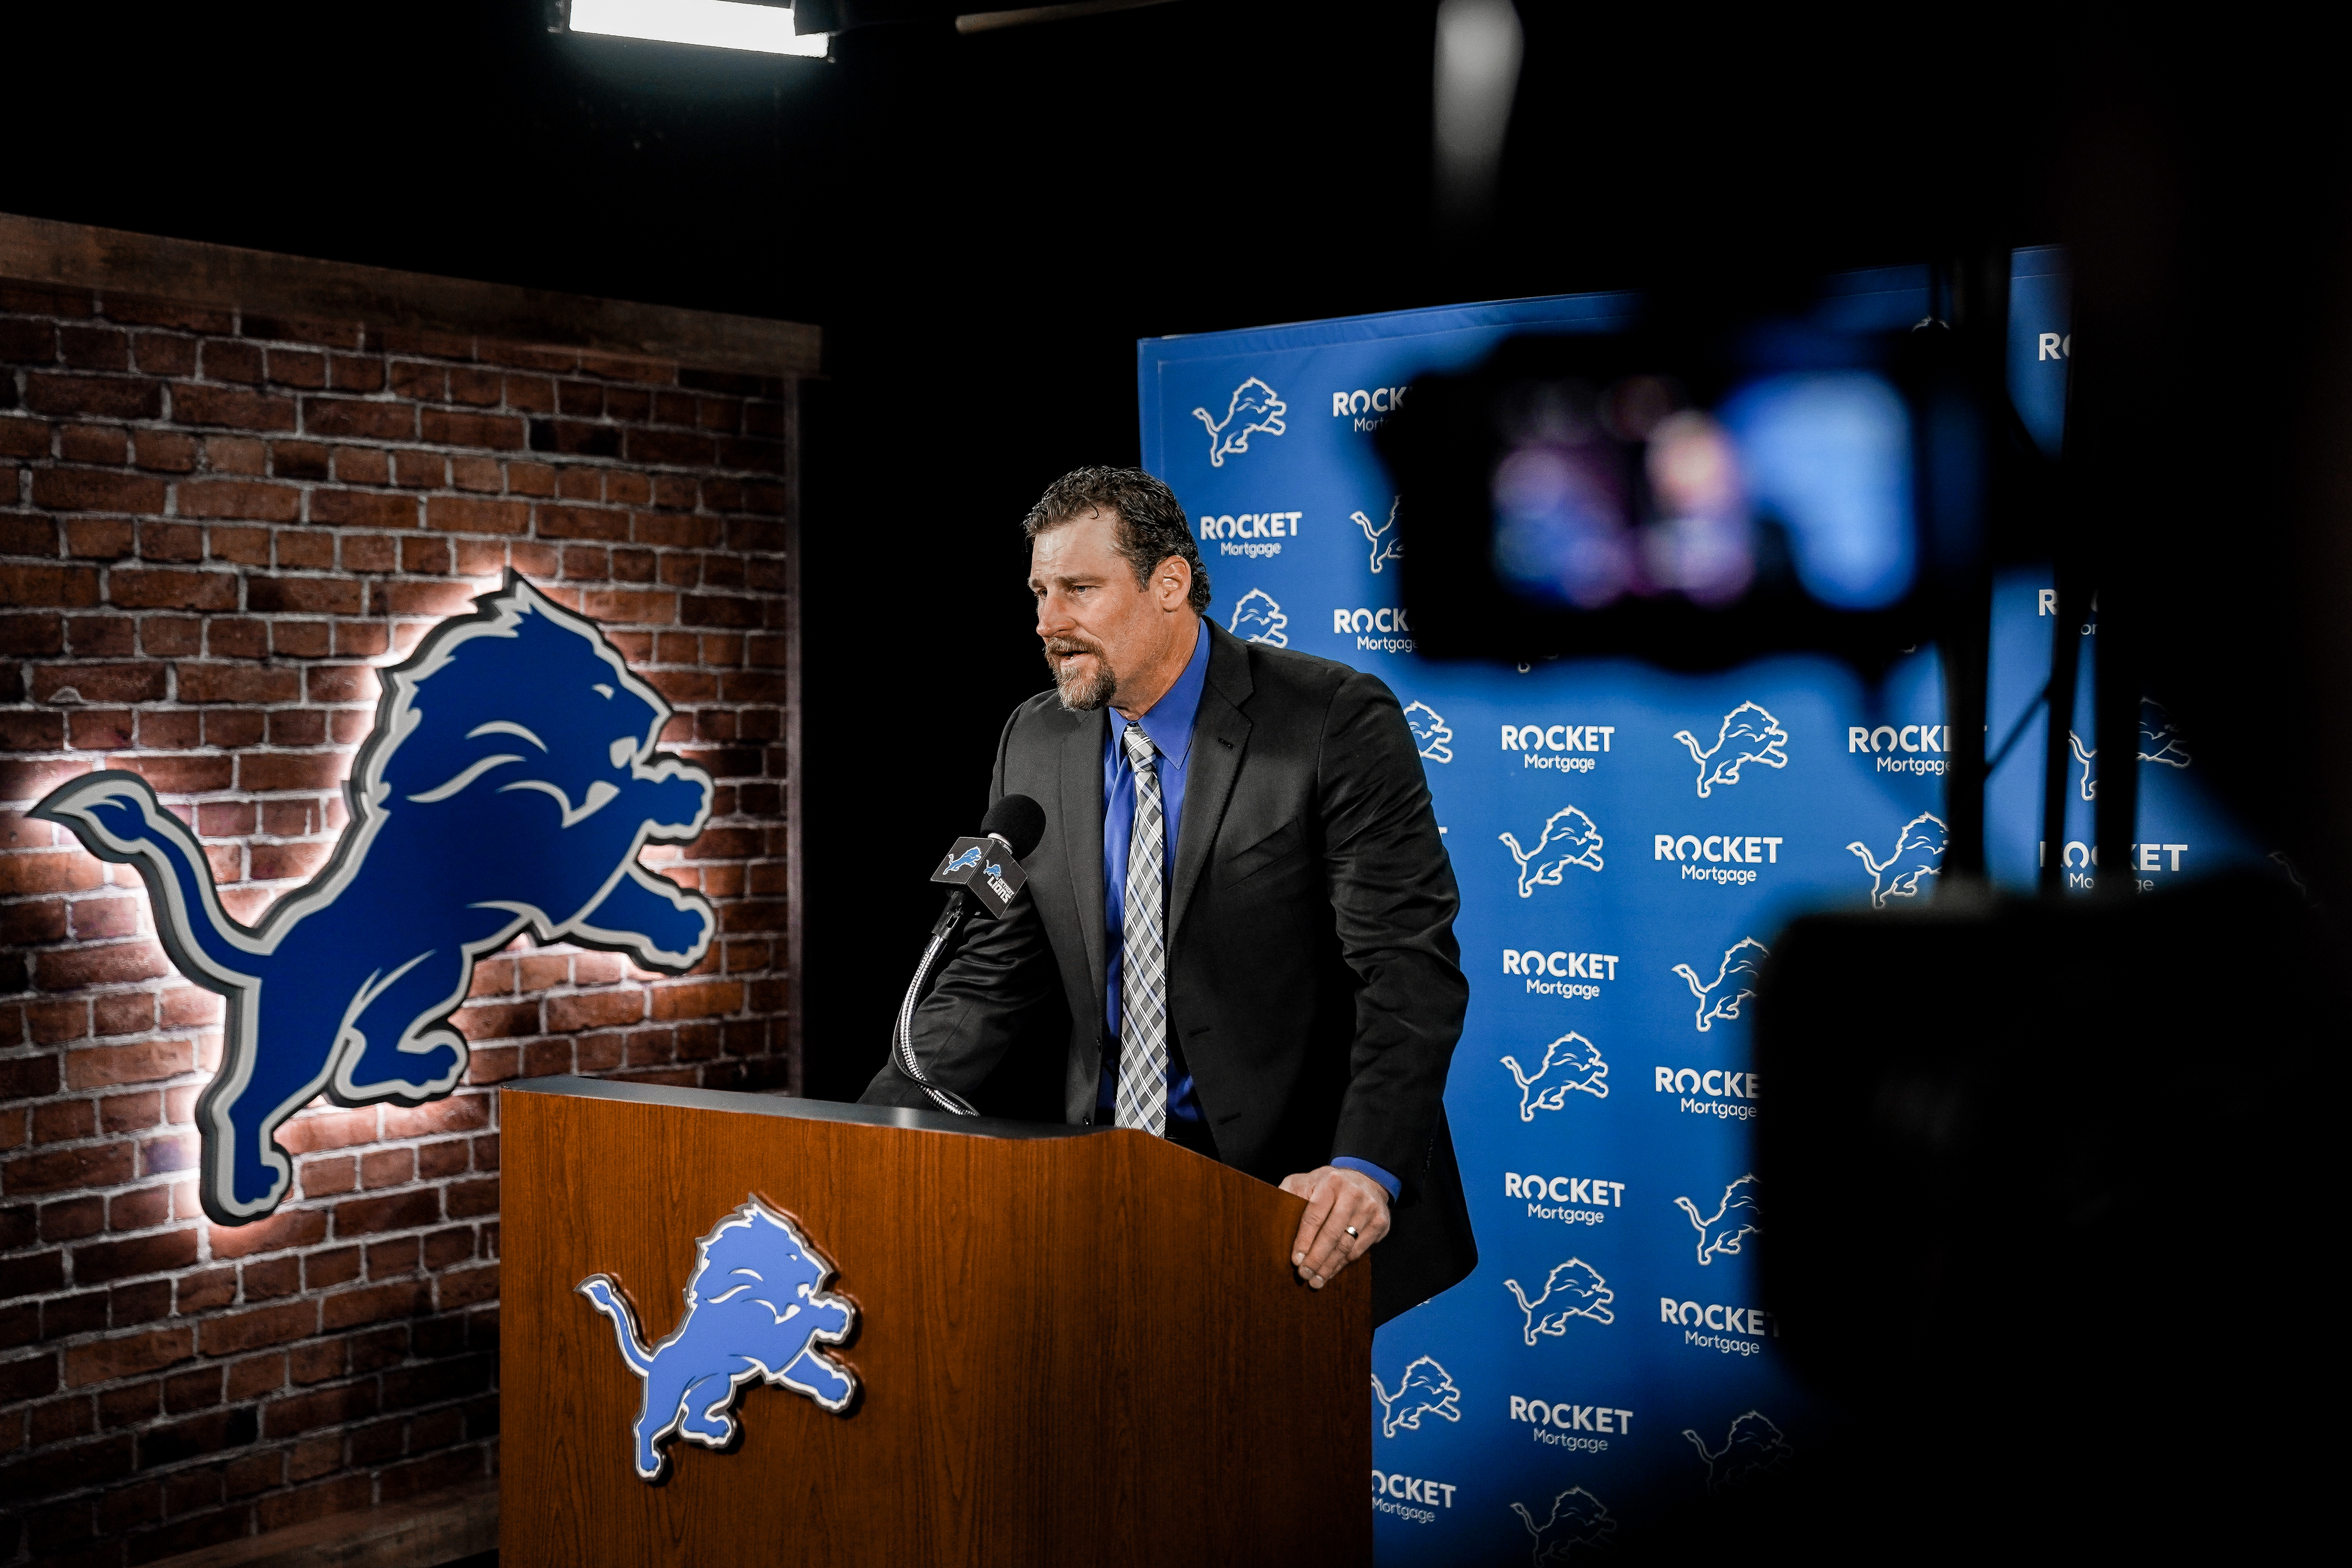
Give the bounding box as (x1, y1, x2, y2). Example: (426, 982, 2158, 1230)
(1683, 1411, 1796, 1494)
(1511, 1487, 1617, 1563)
(1848, 812, 1947, 907)
(1228, 588, 1289, 647)
(1673, 701, 1790, 797)
(1500, 1032, 1609, 1120)
(1191, 377, 1287, 466)
(2069, 699, 2194, 800)
(1353, 499, 1402, 572)
(1672, 938, 1769, 1032)
(1500, 806, 1605, 895)
(1673, 1174, 1761, 1265)
(1403, 701, 1452, 763)
(1370, 1354, 1461, 1439)
(1503, 1257, 1616, 1340)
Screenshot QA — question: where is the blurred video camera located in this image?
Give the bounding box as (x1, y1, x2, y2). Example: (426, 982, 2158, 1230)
(1380, 273, 2329, 1560)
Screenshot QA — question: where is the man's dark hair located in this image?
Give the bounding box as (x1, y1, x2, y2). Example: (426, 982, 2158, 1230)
(1022, 466, 1211, 613)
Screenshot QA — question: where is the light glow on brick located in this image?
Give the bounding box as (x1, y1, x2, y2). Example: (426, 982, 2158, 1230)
(567, 0, 830, 57)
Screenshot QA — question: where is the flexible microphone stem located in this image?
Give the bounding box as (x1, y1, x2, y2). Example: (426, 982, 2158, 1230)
(896, 805, 1040, 1118)
(893, 890, 982, 1117)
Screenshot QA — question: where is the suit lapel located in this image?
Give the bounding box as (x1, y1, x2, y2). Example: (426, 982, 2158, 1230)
(1170, 624, 1255, 942)
(1060, 706, 1109, 1014)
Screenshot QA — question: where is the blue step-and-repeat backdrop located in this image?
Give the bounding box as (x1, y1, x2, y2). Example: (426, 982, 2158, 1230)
(1138, 250, 2264, 1562)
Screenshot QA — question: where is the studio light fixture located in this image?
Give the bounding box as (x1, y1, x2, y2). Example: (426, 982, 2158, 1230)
(558, 0, 1180, 44)
(1432, 0, 1522, 225)
(562, 0, 831, 57)
(955, 0, 1177, 32)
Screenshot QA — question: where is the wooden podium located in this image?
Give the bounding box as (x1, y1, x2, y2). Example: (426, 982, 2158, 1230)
(499, 1076, 1372, 1566)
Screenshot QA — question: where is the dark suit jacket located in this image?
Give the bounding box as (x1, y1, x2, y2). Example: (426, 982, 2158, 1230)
(863, 620, 1475, 1324)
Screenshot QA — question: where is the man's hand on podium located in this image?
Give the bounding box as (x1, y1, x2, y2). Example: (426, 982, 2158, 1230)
(1280, 1166, 1392, 1290)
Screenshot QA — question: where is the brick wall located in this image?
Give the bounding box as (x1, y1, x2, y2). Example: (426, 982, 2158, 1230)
(0, 269, 800, 1564)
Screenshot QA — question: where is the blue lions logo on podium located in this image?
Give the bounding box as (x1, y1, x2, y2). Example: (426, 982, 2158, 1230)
(33, 575, 715, 1225)
(579, 1195, 858, 1481)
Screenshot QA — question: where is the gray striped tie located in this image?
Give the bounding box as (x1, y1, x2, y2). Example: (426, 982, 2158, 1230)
(1114, 723, 1169, 1136)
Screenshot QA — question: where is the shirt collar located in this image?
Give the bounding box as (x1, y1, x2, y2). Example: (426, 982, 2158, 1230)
(1108, 618, 1209, 768)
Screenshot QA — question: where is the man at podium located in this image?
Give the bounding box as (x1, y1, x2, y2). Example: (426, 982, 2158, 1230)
(864, 467, 1474, 1325)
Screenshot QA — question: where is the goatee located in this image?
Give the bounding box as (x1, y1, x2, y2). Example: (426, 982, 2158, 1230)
(1045, 639, 1117, 712)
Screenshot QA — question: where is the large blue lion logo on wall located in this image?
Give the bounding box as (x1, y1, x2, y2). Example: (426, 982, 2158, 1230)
(33, 575, 715, 1226)
(579, 1195, 858, 1480)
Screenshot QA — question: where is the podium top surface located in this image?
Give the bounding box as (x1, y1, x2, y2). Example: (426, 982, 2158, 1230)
(502, 1074, 1104, 1142)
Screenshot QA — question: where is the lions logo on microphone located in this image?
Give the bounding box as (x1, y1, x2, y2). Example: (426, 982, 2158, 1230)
(34, 576, 715, 1225)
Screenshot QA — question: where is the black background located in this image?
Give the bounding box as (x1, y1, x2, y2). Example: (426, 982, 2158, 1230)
(3, 2, 2061, 1100)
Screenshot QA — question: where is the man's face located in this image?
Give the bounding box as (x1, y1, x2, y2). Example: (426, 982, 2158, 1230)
(1029, 508, 1176, 712)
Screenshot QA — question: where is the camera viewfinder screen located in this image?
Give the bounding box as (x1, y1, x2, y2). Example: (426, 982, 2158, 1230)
(1488, 366, 1915, 615)
(1379, 319, 1951, 670)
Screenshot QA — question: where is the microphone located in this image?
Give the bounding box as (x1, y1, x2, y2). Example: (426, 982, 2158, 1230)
(894, 794, 1046, 1117)
(984, 792, 1049, 858)
(929, 794, 1048, 919)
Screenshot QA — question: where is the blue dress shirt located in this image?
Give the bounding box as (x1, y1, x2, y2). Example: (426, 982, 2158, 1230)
(1097, 620, 1396, 1200)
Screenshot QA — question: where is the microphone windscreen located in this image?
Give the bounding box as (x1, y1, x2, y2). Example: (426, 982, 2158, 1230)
(981, 794, 1047, 861)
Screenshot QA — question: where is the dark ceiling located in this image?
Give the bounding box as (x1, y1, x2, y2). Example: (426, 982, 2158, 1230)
(4, 1, 2067, 1096)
